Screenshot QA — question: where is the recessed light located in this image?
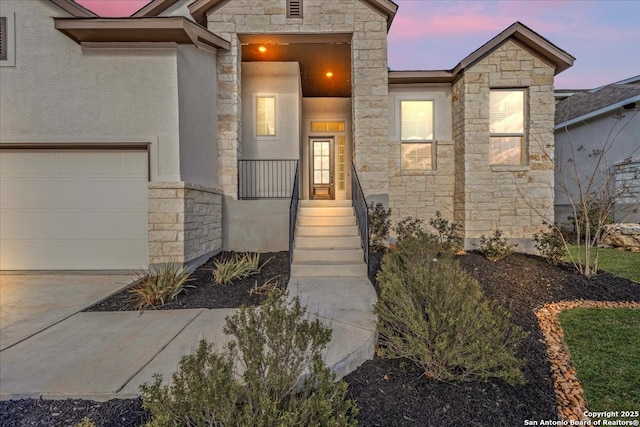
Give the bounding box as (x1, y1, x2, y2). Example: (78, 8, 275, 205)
(258, 46, 267, 53)
(326, 71, 334, 78)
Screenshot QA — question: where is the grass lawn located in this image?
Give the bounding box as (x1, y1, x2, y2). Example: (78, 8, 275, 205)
(559, 308, 640, 414)
(565, 245, 640, 283)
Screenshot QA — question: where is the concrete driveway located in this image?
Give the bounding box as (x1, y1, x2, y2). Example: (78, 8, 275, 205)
(0, 273, 135, 351)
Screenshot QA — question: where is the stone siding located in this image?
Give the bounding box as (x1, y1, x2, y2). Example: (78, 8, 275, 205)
(148, 182, 222, 266)
(207, 0, 389, 199)
(452, 40, 556, 248)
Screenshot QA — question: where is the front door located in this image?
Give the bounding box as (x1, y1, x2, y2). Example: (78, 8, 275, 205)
(310, 137, 334, 200)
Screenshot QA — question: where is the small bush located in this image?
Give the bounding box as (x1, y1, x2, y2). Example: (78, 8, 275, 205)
(429, 211, 463, 253)
(213, 252, 271, 285)
(129, 263, 193, 310)
(375, 234, 527, 384)
(74, 418, 96, 427)
(141, 292, 358, 426)
(479, 230, 517, 262)
(392, 216, 424, 243)
(533, 224, 566, 264)
(368, 202, 391, 251)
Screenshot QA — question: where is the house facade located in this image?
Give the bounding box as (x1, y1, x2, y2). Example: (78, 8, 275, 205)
(0, 0, 574, 271)
(554, 76, 640, 225)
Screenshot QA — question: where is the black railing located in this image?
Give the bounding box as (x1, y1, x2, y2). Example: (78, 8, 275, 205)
(238, 159, 298, 199)
(289, 162, 300, 271)
(351, 162, 369, 268)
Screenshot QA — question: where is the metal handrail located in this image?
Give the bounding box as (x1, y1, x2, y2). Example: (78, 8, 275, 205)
(351, 162, 369, 268)
(289, 162, 300, 271)
(238, 159, 298, 199)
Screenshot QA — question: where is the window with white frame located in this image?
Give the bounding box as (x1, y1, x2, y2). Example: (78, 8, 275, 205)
(0, 17, 7, 61)
(489, 89, 526, 165)
(256, 95, 276, 136)
(401, 100, 434, 170)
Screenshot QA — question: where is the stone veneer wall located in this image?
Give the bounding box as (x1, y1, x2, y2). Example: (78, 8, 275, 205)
(453, 40, 556, 249)
(388, 140, 455, 227)
(206, 0, 389, 199)
(148, 182, 222, 266)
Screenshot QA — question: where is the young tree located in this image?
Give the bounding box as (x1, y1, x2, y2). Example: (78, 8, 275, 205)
(554, 108, 639, 276)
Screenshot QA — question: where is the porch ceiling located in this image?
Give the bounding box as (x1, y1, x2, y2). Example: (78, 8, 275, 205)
(240, 34, 352, 98)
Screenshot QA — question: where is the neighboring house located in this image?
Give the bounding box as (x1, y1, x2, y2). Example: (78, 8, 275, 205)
(0, 0, 574, 271)
(555, 76, 640, 225)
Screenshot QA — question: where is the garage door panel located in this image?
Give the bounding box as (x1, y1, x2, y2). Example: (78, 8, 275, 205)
(0, 150, 149, 270)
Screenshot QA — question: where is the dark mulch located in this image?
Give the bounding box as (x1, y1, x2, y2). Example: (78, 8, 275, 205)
(86, 251, 289, 311)
(2, 251, 639, 426)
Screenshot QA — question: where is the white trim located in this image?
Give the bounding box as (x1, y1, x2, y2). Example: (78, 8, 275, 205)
(0, 12, 16, 67)
(555, 95, 640, 130)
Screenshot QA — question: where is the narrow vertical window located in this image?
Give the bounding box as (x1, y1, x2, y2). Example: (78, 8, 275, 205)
(400, 100, 435, 170)
(256, 96, 276, 136)
(338, 136, 345, 191)
(0, 17, 7, 61)
(489, 89, 526, 165)
(287, 0, 303, 18)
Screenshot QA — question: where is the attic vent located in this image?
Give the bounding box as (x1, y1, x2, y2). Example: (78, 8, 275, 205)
(287, 0, 303, 18)
(0, 17, 7, 61)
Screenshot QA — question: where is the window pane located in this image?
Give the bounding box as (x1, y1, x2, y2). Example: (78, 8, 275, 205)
(490, 91, 523, 134)
(401, 143, 432, 170)
(401, 101, 433, 141)
(256, 96, 275, 136)
(490, 137, 522, 164)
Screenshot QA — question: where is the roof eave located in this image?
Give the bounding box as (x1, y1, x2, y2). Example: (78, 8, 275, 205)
(388, 70, 454, 84)
(453, 22, 575, 77)
(555, 94, 640, 129)
(132, 0, 182, 17)
(49, 0, 97, 17)
(53, 17, 230, 51)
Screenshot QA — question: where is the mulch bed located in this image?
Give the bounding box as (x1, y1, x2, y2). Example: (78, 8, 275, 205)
(85, 251, 290, 311)
(2, 251, 639, 426)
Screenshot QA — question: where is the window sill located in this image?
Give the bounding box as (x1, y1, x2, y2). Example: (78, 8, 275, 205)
(490, 165, 529, 172)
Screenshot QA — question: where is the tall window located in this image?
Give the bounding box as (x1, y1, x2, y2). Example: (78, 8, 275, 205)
(256, 96, 276, 136)
(0, 17, 7, 61)
(401, 100, 434, 170)
(489, 89, 525, 165)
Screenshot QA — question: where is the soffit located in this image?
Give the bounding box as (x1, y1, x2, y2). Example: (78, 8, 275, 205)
(53, 17, 230, 50)
(240, 34, 352, 97)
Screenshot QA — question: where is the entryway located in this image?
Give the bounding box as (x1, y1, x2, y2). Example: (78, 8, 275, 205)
(310, 137, 334, 200)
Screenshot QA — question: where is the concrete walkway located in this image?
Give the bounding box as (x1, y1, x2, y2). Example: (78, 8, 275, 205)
(0, 274, 376, 401)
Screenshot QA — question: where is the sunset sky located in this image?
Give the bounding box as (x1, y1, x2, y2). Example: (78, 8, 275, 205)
(76, 0, 640, 89)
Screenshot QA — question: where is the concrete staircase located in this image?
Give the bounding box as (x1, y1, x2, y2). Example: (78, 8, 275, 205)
(291, 200, 367, 278)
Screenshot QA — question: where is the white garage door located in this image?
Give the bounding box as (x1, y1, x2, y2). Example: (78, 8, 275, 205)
(0, 149, 149, 270)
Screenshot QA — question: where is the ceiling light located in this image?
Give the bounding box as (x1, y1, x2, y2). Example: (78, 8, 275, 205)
(326, 71, 334, 78)
(258, 46, 267, 53)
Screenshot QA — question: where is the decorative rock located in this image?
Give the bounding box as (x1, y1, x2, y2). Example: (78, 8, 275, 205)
(602, 223, 640, 251)
(535, 300, 640, 422)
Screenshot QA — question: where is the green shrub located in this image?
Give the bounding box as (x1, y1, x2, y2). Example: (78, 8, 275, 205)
(74, 418, 96, 427)
(368, 202, 391, 251)
(129, 263, 193, 310)
(392, 216, 425, 243)
(479, 230, 517, 262)
(428, 211, 463, 253)
(533, 224, 566, 264)
(374, 234, 527, 384)
(213, 252, 271, 285)
(141, 292, 357, 427)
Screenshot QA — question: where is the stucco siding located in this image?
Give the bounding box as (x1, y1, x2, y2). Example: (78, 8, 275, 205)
(0, 0, 181, 182)
(177, 45, 219, 188)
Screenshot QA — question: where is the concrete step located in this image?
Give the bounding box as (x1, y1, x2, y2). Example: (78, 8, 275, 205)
(290, 261, 367, 277)
(298, 206, 354, 217)
(293, 248, 364, 263)
(294, 235, 362, 249)
(297, 215, 356, 227)
(296, 225, 359, 237)
(299, 200, 353, 207)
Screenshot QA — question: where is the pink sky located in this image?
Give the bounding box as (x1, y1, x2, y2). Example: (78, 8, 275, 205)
(76, 0, 640, 89)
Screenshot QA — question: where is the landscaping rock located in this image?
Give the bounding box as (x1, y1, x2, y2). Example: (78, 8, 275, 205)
(602, 223, 640, 252)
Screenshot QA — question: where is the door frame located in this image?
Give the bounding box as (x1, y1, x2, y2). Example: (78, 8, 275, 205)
(309, 136, 335, 200)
